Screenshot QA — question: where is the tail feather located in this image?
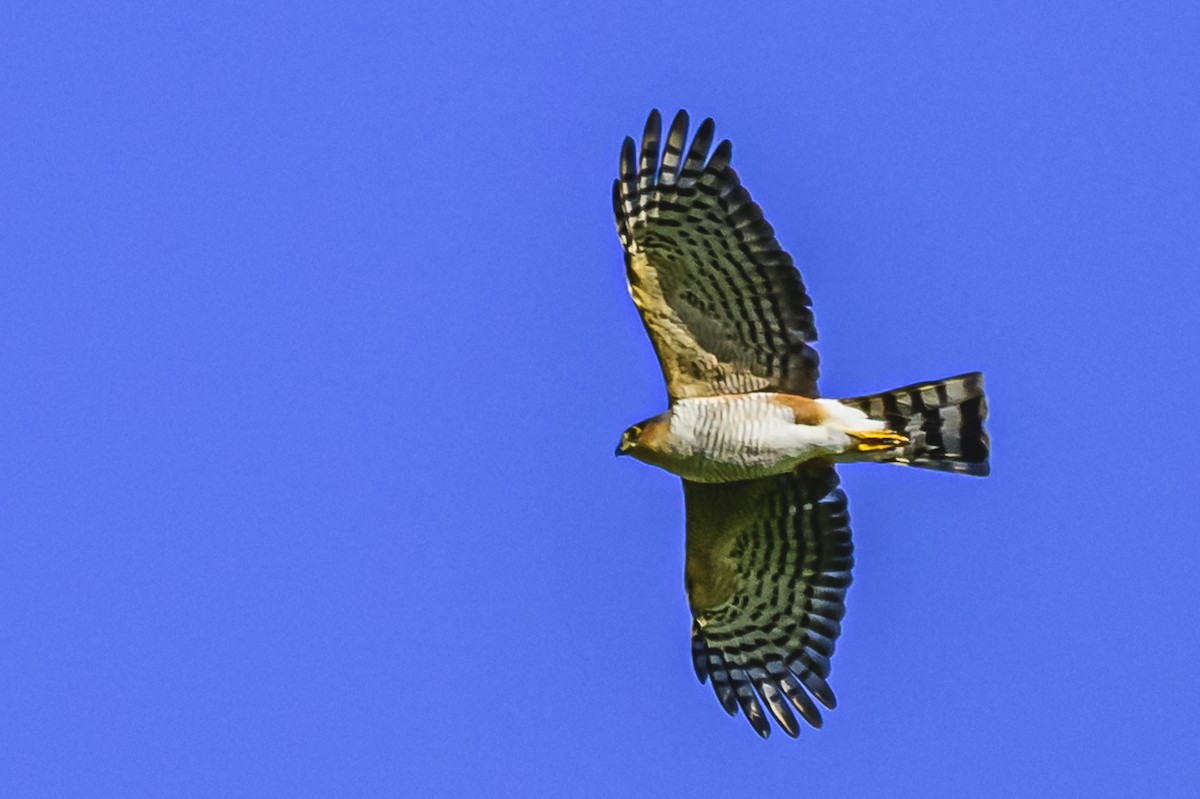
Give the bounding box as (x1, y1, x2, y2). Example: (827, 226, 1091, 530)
(842, 372, 989, 476)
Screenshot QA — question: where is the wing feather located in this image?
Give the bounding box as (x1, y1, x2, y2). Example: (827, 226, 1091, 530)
(613, 110, 821, 400)
(678, 117, 714, 188)
(658, 111, 688, 186)
(637, 110, 661, 199)
(683, 467, 853, 738)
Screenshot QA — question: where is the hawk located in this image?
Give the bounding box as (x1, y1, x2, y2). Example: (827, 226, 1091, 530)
(613, 110, 989, 738)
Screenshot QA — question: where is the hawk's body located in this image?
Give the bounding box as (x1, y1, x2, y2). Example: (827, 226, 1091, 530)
(626, 393, 890, 483)
(612, 110, 990, 739)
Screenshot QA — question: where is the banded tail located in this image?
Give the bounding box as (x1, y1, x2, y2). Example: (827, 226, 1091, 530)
(842, 372, 990, 476)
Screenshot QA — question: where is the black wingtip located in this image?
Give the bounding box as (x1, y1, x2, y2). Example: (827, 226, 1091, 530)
(690, 623, 710, 683)
(620, 136, 636, 170)
(780, 673, 824, 729)
(709, 138, 732, 171)
(642, 110, 662, 155)
(760, 683, 802, 738)
(744, 698, 772, 739)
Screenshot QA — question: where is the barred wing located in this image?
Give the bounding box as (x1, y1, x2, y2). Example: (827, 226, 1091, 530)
(613, 110, 821, 400)
(683, 468, 853, 738)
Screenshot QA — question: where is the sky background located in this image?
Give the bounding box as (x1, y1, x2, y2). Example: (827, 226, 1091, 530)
(4, 2, 1200, 796)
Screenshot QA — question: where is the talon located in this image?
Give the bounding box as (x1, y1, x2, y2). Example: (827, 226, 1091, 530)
(849, 430, 909, 452)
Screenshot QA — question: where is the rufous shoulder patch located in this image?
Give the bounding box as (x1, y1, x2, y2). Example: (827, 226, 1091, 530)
(767, 393, 827, 425)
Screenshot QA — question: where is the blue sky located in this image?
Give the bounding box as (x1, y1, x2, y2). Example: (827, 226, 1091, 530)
(4, 2, 1200, 796)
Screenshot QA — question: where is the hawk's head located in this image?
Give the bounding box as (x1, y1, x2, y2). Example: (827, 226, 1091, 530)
(615, 415, 668, 459)
(615, 423, 643, 457)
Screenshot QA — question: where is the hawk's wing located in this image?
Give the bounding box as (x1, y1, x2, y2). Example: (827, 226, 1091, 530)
(683, 467, 853, 738)
(613, 110, 821, 401)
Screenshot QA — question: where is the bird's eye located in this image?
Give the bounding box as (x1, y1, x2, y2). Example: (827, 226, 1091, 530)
(627, 425, 643, 441)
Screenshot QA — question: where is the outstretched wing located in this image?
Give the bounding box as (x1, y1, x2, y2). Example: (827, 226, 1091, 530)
(613, 109, 821, 401)
(683, 467, 853, 738)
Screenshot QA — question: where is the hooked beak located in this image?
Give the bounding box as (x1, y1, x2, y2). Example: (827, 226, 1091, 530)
(615, 442, 627, 457)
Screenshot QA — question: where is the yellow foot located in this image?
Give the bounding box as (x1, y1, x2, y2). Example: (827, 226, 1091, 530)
(848, 430, 909, 452)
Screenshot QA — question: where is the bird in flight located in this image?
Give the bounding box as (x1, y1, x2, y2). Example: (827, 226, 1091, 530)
(613, 110, 989, 739)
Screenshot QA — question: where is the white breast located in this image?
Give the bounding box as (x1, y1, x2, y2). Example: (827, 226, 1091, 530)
(664, 395, 861, 482)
